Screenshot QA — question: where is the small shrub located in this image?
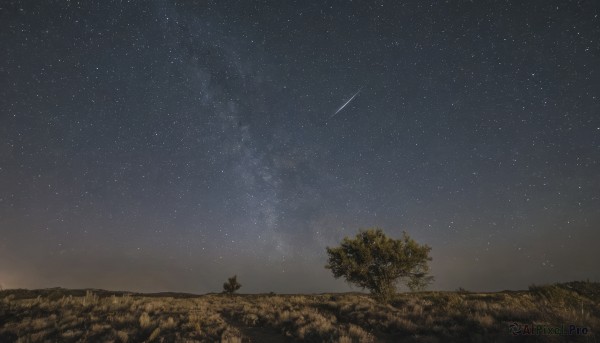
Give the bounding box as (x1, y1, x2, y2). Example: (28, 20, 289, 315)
(529, 283, 579, 304)
(160, 316, 176, 329)
(221, 328, 244, 343)
(223, 275, 242, 295)
(148, 327, 160, 341)
(456, 287, 470, 293)
(116, 330, 128, 343)
(474, 313, 494, 328)
(139, 312, 151, 328)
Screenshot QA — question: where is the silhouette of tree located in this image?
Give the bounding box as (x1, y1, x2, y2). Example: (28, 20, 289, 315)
(326, 228, 433, 301)
(223, 275, 242, 294)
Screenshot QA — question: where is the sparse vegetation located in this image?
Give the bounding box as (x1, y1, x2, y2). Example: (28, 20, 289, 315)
(326, 228, 433, 301)
(456, 287, 470, 293)
(223, 275, 242, 295)
(0, 282, 598, 342)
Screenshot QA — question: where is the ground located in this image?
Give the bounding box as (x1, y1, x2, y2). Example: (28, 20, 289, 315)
(0, 282, 598, 342)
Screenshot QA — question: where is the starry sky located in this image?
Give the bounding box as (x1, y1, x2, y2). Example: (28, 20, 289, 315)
(1, 0, 599, 294)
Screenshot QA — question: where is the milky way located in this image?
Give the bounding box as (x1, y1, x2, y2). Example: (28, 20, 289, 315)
(1, 1, 599, 293)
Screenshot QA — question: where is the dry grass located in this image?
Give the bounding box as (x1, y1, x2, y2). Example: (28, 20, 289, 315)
(0, 282, 598, 342)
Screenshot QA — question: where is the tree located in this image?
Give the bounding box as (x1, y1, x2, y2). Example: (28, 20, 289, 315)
(223, 275, 242, 294)
(325, 228, 433, 301)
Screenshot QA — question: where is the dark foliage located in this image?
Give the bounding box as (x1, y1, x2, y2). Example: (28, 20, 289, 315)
(326, 228, 432, 301)
(223, 275, 242, 294)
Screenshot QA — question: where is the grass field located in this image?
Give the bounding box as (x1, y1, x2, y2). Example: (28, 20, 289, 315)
(0, 281, 598, 342)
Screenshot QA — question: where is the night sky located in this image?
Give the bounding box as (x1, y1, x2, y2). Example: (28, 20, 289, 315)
(1, 1, 599, 294)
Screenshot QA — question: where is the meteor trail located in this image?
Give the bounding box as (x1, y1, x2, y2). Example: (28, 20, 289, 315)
(329, 87, 363, 120)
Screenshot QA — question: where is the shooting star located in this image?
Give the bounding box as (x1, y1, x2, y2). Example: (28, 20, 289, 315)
(328, 87, 363, 120)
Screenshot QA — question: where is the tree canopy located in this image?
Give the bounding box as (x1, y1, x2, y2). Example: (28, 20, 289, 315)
(325, 228, 433, 301)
